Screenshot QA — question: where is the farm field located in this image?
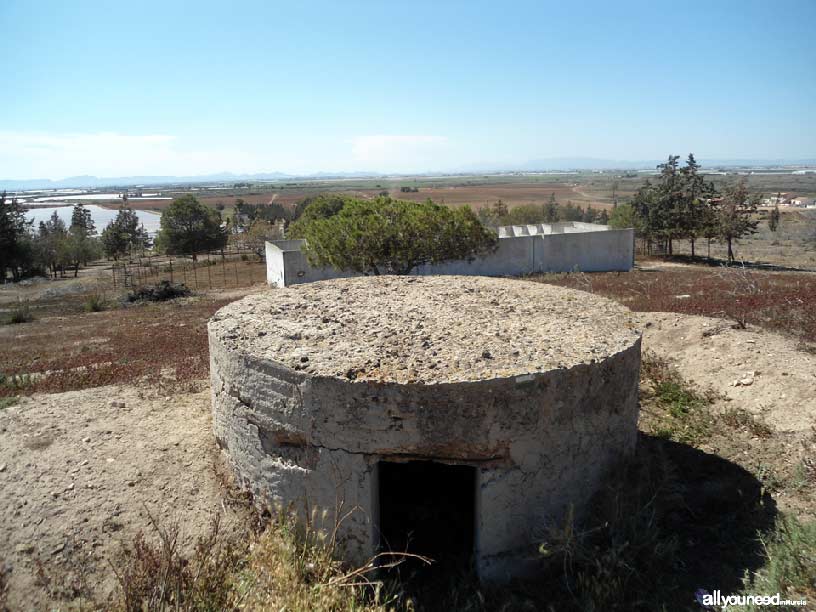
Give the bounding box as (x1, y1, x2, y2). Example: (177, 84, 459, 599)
(105, 173, 647, 213)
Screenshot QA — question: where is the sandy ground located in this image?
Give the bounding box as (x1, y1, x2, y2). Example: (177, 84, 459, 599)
(636, 312, 816, 436)
(0, 383, 244, 611)
(1, 309, 815, 609)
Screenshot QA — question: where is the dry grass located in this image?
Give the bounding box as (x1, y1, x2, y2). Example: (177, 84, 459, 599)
(638, 351, 716, 446)
(531, 266, 816, 343)
(110, 512, 247, 612)
(104, 507, 408, 612)
(0, 297, 231, 396)
(4, 300, 34, 325)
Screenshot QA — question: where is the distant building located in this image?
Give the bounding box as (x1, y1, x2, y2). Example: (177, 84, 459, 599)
(791, 196, 815, 208)
(762, 193, 791, 206)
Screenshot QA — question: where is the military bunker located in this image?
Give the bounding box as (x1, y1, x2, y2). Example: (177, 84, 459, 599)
(208, 275, 642, 580)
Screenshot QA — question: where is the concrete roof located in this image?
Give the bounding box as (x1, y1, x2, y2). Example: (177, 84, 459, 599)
(209, 275, 641, 384)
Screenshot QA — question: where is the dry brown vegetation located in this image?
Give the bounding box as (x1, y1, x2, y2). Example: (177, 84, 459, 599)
(533, 264, 816, 344)
(0, 294, 230, 396)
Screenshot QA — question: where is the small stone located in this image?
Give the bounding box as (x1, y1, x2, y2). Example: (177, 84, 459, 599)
(82, 437, 91, 443)
(0, 464, 6, 473)
(52, 543, 65, 555)
(481, 350, 492, 359)
(65, 483, 75, 491)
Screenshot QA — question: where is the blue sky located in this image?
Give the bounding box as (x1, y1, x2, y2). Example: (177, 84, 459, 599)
(1, 0, 814, 179)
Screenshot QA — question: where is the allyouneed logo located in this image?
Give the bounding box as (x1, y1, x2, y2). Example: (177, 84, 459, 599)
(695, 588, 808, 609)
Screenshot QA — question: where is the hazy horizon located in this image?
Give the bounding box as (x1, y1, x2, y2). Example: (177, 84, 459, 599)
(2, 0, 814, 181)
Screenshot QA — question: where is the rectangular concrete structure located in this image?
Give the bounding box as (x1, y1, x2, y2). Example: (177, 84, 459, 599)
(265, 223, 635, 287)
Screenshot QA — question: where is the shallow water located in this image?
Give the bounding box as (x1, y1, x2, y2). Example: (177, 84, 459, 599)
(32, 193, 171, 202)
(24, 204, 161, 235)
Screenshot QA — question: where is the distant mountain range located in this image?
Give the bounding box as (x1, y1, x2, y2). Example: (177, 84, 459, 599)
(2, 158, 815, 191)
(455, 157, 816, 173)
(0, 172, 294, 191)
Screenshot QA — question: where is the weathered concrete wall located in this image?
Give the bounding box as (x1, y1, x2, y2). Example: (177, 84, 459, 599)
(208, 276, 642, 581)
(209, 333, 641, 579)
(265, 224, 635, 286)
(415, 234, 536, 277)
(266, 239, 357, 287)
(533, 227, 635, 272)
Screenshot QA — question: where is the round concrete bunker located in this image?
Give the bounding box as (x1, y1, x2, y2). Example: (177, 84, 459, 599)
(208, 275, 642, 580)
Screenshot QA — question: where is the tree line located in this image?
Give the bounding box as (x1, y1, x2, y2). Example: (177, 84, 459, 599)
(477, 193, 610, 226)
(0, 194, 105, 280)
(0, 193, 230, 282)
(609, 154, 760, 262)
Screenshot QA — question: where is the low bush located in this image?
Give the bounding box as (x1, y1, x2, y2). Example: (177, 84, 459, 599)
(0, 397, 19, 410)
(128, 281, 191, 303)
(83, 292, 109, 312)
(0, 372, 32, 393)
(738, 515, 816, 609)
(107, 509, 400, 612)
(112, 513, 245, 612)
(5, 300, 34, 324)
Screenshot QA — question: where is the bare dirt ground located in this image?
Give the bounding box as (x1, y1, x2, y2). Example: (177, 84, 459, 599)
(637, 312, 816, 437)
(673, 209, 816, 271)
(635, 312, 816, 519)
(0, 382, 245, 611)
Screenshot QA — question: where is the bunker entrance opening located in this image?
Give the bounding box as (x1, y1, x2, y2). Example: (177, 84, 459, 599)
(378, 460, 476, 575)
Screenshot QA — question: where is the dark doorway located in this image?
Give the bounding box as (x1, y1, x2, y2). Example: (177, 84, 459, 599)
(377, 460, 476, 575)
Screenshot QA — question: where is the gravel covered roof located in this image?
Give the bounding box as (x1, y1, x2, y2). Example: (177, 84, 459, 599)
(209, 275, 641, 384)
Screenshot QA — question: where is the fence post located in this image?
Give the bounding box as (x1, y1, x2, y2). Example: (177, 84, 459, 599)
(192, 256, 198, 289)
(206, 252, 212, 289)
(234, 259, 239, 286)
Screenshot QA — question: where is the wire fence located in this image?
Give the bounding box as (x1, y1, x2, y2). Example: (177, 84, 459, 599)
(111, 250, 265, 291)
